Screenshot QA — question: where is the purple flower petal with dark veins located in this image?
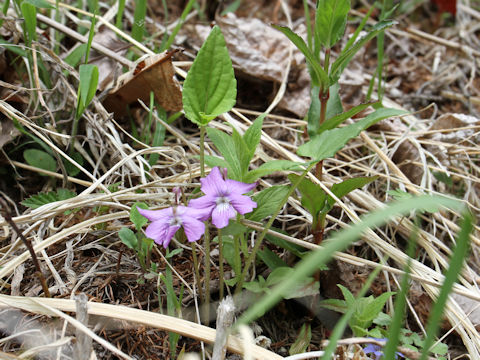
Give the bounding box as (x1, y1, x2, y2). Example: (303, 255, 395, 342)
(189, 167, 257, 229)
(137, 206, 208, 248)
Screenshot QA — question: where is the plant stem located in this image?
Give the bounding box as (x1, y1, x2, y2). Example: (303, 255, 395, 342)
(203, 224, 211, 324)
(0, 198, 50, 297)
(191, 242, 203, 305)
(199, 125, 206, 177)
(218, 227, 224, 300)
(235, 162, 316, 294)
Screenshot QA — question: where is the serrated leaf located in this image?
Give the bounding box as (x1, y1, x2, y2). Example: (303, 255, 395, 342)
(247, 186, 290, 222)
(118, 227, 137, 249)
(298, 107, 407, 161)
(24, 149, 56, 173)
(272, 25, 329, 89)
(330, 20, 397, 84)
(315, 0, 350, 48)
(131, 202, 148, 231)
(22, 189, 76, 209)
(183, 26, 236, 126)
(206, 127, 242, 180)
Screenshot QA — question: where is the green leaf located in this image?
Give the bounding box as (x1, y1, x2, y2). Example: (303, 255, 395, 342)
(257, 247, 287, 270)
(231, 128, 250, 178)
(206, 127, 242, 180)
(362, 291, 395, 325)
(64, 44, 88, 69)
(317, 101, 377, 135)
(430, 342, 448, 355)
(315, 0, 350, 48)
(272, 25, 329, 89)
(388, 190, 440, 213)
(131, 0, 147, 42)
(118, 227, 138, 249)
(183, 26, 236, 126)
(236, 195, 462, 326)
(131, 202, 148, 231)
(22, 189, 76, 209)
(330, 20, 397, 84)
(307, 83, 343, 137)
(319, 298, 348, 313)
(204, 155, 229, 170)
(244, 160, 305, 183)
(289, 324, 312, 356)
(24, 0, 55, 9)
(243, 115, 264, 160)
(247, 186, 290, 222)
(24, 149, 56, 173)
(420, 212, 473, 360)
(165, 248, 183, 259)
(297, 107, 407, 161)
(78, 64, 99, 110)
(326, 176, 378, 210)
(288, 174, 326, 227)
(64, 151, 84, 177)
(21, 2, 37, 44)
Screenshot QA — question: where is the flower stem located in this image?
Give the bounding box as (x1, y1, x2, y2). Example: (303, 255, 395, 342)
(203, 224, 211, 324)
(235, 162, 316, 294)
(218, 227, 224, 300)
(199, 125, 206, 177)
(190, 242, 203, 305)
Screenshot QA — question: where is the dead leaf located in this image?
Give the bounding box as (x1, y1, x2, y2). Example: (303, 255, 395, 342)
(189, 14, 310, 117)
(451, 293, 480, 330)
(0, 118, 20, 150)
(427, 113, 480, 145)
(89, 25, 130, 92)
(102, 50, 183, 117)
(371, 118, 423, 185)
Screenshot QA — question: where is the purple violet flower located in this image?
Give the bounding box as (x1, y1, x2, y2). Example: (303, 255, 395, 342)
(363, 338, 405, 360)
(188, 167, 257, 229)
(363, 342, 384, 360)
(137, 206, 209, 248)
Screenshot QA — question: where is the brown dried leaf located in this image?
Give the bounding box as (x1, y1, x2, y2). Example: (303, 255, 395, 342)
(190, 14, 310, 117)
(102, 51, 182, 117)
(0, 118, 20, 150)
(428, 113, 480, 145)
(89, 25, 130, 92)
(371, 118, 423, 184)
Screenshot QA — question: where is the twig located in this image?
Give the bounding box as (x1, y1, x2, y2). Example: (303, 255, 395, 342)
(0, 198, 51, 298)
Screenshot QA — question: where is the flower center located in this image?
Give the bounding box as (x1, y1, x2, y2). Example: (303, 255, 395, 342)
(169, 216, 182, 227)
(216, 196, 230, 208)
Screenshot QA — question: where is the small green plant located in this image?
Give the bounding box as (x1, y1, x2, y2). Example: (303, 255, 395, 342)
(22, 188, 77, 209)
(320, 285, 395, 337)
